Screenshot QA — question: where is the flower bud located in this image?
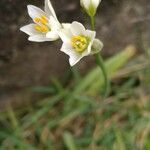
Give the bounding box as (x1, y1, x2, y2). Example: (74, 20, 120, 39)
(91, 39, 103, 54)
(80, 0, 101, 17)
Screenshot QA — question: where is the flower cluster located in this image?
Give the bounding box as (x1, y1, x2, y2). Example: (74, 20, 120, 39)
(20, 0, 103, 66)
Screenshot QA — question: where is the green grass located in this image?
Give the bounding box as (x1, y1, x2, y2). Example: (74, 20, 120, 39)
(0, 46, 150, 150)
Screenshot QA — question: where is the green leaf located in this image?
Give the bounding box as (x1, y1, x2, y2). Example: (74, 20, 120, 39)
(63, 132, 77, 150)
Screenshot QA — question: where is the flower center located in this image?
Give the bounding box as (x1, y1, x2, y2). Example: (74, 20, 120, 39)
(71, 35, 88, 52)
(34, 15, 49, 33)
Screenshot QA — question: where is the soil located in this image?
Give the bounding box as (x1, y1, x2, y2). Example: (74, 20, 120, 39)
(0, 0, 149, 109)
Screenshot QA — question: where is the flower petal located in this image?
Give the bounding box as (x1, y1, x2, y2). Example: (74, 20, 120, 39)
(27, 5, 46, 20)
(60, 42, 83, 66)
(92, 0, 101, 9)
(60, 43, 74, 55)
(20, 23, 37, 36)
(70, 21, 85, 36)
(58, 28, 72, 43)
(44, 0, 57, 19)
(81, 0, 90, 9)
(28, 34, 53, 42)
(46, 31, 59, 40)
(85, 30, 96, 53)
(85, 30, 96, 39)
(62, 23, 71, 29)
(69, 54, 83, 66)
(49, 16, 61, 31)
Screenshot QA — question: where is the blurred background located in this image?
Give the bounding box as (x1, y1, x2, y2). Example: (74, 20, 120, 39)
(0, 0, 150, 149)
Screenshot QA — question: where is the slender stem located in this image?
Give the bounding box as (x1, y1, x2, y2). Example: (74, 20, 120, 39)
(90, 16, 95, 30)
(90, 16, 110, 97)
(95, 53, 110, 97)
(71, 66, 81, 84)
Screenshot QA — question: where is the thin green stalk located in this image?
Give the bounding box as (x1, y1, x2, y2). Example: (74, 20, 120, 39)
(90, 16, 95, 31)
(71, 66, 81, 84)
(90, 16, 110, 97)
(95, 54, 110, 97)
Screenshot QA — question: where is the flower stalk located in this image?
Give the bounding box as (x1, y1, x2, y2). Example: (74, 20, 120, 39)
(90, 16, 110, 97)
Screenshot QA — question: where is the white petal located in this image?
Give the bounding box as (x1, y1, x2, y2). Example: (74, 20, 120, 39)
(60, 43, 74, 55)
(60, 43, 83, 66)
(70, 21, 85, 36)
(81, 0, 91, 9)
(46, 31, 59, 40)
(20, 23, 37, 36)
(81, 46, 91, 57)
(58, 28, 72, 43)
(92, 0, 101, 9)
(85, 30, 96, 53)
(44, 0, 57, 19)
(49, 16, 61, 31)
(69, 54, 83, 66)
(85, 30, 96, 39)
(28, 34, 53, 42)
(27, 5, 47, 20)
(62, 23, 71, 29)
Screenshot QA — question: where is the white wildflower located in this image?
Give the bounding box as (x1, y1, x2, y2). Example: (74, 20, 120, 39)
(20, 0, 61, 42)
(58, 21, 103, 66)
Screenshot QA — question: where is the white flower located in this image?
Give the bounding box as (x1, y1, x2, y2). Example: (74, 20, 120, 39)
(80, 0, 101, 16)
(20, 0, 61, 42)
(58, 21, 103, 66)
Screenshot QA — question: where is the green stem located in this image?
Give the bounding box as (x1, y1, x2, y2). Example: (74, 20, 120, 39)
(90, 16, 110, 97)
(95, 53, 110, 97)
(90, 16, 95, 30)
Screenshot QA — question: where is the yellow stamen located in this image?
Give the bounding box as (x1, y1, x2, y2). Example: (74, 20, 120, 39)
(41, 15, 48, 22)
(35, 25, 42, 32)
(34, 25, 49, 33)
(34, 15, 49, 33)
(34, 18, 39, 23)
(40, 25, 49, 32)
(71, 35, 88, 52)
(34, 15, 48, 25)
